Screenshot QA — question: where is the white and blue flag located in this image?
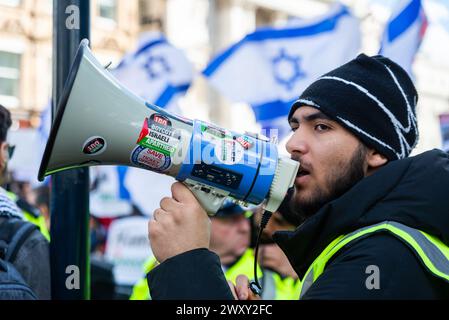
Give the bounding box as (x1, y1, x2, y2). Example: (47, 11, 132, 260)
(379, 0, 427, 78)
(203, 4, 361, 138)
(112, 31, 194, 113)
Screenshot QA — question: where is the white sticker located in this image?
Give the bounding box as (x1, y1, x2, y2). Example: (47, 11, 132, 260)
(131, 146, 171, 172)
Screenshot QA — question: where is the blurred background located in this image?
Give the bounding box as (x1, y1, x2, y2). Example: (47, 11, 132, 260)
(0, 0, 448, 299)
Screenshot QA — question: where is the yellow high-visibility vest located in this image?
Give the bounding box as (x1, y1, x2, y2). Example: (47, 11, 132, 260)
(6, 191, 50, 241)
(298, 221, 449, 299)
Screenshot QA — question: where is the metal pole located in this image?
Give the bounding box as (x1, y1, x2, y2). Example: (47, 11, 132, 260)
(51, 0, 90, 300)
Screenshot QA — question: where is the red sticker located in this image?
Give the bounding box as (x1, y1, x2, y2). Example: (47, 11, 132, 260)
(153, 114, 170, 126)
(236, 136, 253, 150)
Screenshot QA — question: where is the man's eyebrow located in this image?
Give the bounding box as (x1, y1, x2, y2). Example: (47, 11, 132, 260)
(289, 111, 333, 125)
(304, 111, 333, 122)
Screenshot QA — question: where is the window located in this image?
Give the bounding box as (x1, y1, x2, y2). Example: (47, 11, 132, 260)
(98, 0, 117, 21)
(255, 7, 276, 27)
(0, 51, 21, 99)
(0, 0, 21, 7)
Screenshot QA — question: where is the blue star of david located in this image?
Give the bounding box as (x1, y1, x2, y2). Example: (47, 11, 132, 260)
(272, 48, 306, 91)
(144, 55, 171, 79)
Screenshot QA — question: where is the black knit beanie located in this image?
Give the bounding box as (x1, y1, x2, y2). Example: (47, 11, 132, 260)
(288, 54, 419, 161)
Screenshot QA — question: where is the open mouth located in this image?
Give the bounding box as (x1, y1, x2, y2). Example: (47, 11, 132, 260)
(297, 167, 310, 178)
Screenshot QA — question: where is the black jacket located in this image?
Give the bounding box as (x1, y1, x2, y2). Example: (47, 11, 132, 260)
(147, 149, 449, 299)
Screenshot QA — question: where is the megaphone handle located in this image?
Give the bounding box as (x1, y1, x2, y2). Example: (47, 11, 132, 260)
(183, 181, 227, 216)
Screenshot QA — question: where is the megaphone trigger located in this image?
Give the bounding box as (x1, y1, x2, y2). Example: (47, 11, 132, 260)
(183, 180, 229, 216)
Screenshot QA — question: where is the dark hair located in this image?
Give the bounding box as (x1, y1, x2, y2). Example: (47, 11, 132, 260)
(0, 104, 12, 143)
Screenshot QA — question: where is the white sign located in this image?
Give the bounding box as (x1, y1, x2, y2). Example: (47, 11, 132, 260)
(104, 216, 153, 286)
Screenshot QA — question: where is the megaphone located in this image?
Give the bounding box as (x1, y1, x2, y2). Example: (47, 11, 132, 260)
(39, 39, 299, 215)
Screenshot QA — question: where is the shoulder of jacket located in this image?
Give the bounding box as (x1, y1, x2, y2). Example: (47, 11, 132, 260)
(328, 231, 422, 267)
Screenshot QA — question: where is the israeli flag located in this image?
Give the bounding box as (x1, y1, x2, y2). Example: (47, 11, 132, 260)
(112, 31, 194, 113)
(379, 0, 428, 78)
(203, 4, 361, 138)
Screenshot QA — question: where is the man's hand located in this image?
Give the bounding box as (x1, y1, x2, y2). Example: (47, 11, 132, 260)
(227, 275, 261, 300)
(260, 244, 298, 279)
(149, 182, 211, 263)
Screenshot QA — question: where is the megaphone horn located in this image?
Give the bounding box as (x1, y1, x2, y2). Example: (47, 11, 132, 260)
(39, 39, 299, 215)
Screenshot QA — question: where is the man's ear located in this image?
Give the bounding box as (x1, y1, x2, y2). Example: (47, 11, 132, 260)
(366, 148, 388, 175)
(0, 142, 8, 181)
(0, 142, 8, 163)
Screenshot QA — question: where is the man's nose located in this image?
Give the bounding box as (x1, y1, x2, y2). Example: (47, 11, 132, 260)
(236, 216, 250, 233)
(286, 130, 309, 155)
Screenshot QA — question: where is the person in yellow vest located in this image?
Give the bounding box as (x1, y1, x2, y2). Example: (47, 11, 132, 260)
(131, 201, 298, 300)
(33, 185, 51, 240)
(147, 55, 449, 299)
(6, 190, 50, 241)
(252, 205, 301, 300)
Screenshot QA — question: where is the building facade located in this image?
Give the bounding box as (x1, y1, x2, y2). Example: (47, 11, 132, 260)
(0, 0, 139, 127)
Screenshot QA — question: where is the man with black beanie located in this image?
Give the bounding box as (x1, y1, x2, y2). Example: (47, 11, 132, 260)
(146, 54, 449, 299)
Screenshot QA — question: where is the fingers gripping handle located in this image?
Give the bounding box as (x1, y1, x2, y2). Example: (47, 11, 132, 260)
(183, 179, 230, 216)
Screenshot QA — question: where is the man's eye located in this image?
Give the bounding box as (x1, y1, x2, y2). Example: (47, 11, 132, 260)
(315, 124, 330, 131)
(290, 126, 298, 132)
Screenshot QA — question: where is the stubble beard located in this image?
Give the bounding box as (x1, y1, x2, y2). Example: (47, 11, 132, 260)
(286, 143, 368, 225)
